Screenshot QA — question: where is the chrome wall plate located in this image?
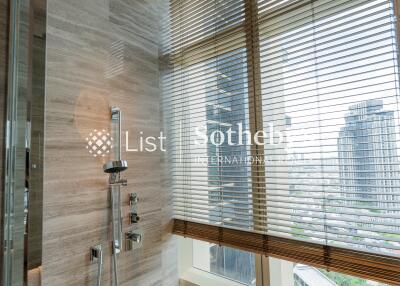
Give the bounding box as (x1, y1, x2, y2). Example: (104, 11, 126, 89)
(125, 229, 143, 251)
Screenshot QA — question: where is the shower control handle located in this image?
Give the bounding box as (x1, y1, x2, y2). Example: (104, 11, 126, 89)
(125, 231, 142, 251)
(130, 212, 140, 224)
(129, 193, 138, 205)
(126, 231, 142, 242)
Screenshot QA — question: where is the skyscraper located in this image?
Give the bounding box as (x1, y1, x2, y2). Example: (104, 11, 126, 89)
(205, 50, 255, 285)
(338, 99, 399, 209)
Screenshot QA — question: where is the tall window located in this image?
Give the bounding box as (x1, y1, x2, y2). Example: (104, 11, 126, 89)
(259, 0, 400, 254)
(163, 0, 400, 285)
(162, 0, 257, 283)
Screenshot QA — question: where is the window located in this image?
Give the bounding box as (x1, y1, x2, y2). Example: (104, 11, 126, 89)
(163, 0, 400, 285)
(193, 240, 256, 285)
(178, 237, 257, 286)
(259, 0, 400, 256)
(293, 262, 389, 286)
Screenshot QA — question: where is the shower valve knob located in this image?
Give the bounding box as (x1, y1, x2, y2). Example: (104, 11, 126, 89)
(129, 193, 138, 205)
(125, 231, 143, 251)
(130, 212, 140, 223)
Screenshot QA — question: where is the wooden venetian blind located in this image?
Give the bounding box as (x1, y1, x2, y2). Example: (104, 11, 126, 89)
(162, 0, 400, 284)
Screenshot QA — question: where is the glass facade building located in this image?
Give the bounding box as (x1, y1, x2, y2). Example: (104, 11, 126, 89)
(338, 100, 400, 208)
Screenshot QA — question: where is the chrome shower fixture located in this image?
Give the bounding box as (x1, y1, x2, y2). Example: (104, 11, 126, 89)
(104, 160, 128, 185)
(129, 193, 140, 223)
(103, 106, 127, 286)
(103, 160, 128, 174)
(90, 245, 103, 286)
(129, 192, 138, 205)
(129, 212, 140, 224)
(125, 230, 143, 251)
(103, 107, 128, 185)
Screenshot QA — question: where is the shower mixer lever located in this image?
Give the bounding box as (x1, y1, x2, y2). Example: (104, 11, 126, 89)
(125, 231, 143, 251)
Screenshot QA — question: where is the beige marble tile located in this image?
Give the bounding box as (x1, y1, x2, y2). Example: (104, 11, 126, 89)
(43, 0, 178, 285)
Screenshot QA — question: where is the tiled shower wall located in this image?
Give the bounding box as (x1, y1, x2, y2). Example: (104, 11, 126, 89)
(43, 0, 178, 285)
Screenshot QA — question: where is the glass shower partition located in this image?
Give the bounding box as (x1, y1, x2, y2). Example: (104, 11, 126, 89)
(3, 0, 46, 285)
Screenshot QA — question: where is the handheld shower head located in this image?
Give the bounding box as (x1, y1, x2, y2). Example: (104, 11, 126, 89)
(104, 106, 128, 186)
(103, 160, 128, 173)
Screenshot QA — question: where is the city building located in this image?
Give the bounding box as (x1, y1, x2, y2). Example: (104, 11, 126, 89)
(338, 99, 400, 209)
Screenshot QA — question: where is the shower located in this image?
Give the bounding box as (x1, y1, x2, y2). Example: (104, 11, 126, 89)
(105, 107, 128, 286)
(91, 107, 142, 286)
(1, 0, 158, 284)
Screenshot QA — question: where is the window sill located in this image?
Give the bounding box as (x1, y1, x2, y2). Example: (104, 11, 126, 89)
(180, 267, 247, 286)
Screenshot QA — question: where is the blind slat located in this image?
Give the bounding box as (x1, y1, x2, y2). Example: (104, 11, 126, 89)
(163, 0, 400, 284)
